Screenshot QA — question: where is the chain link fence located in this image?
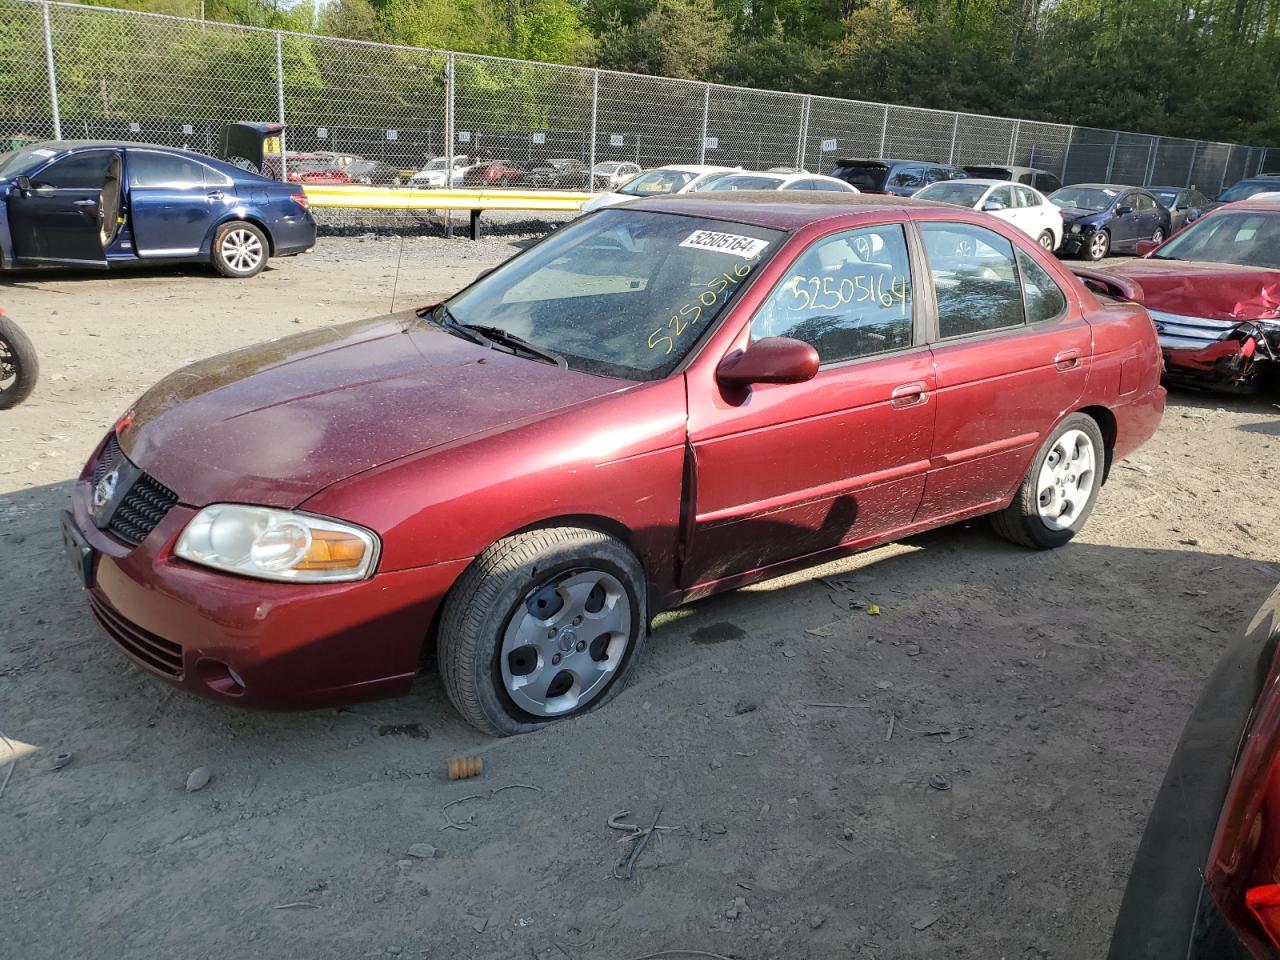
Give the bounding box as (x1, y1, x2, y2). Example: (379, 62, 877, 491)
(1, 0, 1273, 203)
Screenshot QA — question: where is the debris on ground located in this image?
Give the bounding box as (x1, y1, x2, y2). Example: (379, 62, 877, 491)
(406, 843, 438, 859)
(1118, 459, 1153, 475)
(928, 774, 952, 791)
(867, 604, 881, 616)
(440, 784, 542, 831)
(912, 912, 941, 931)
(610, 807, 678, 880)
(726, 895, 750, 919)
(733, 700, 757, 715)
(447, 756, 483, 780)
(185, 767, 212, 793)
(49, 752, 73, 771)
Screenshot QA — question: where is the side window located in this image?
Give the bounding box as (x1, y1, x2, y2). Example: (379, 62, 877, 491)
(889, 166, 924, 189)
(988, 186, 1014, 209)
(752, 224, 913, 364)
(809, 179, 848, 192)
(1016, 250, 1068, 324)
(128, 151, 210, 188)
(920, 222, 1026, 338)
(1015, 186, 1039, 208)
(31, 151, 113, 189)
(782, 179, 813, 191)
(1133, 194, 1153, 211)
(1036, 174, 1061, 193)
(924, 167, 949, 184)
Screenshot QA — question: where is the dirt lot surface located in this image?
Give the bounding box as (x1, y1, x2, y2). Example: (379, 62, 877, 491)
(3, 237, 1279, 960)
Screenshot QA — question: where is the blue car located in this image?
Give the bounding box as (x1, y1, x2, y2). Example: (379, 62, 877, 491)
(1049, 183, 1172, 261)
(0, 141, 316, 278)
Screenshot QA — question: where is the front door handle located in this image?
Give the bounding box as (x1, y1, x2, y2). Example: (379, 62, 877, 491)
(73, 199, 98, 207)
(207, 190, 225, 200)
(890, 381, 929, 408)
(1053, 348, 1082, 371)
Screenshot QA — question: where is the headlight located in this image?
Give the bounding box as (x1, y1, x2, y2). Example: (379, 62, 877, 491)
(175, 504, 379, 583)
(1070, 224, 1083, 234)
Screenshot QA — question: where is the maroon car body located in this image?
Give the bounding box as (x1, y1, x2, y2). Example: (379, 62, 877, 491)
(1111, 200, 1280, 391)
(63, 194, 1165, 726)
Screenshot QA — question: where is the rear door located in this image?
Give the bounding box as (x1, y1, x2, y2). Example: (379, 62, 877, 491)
(684, 221, 935, 587)
(6, 149, 116, 265)
(913, 219, 1090, 520)
(126, 149, 232, 257)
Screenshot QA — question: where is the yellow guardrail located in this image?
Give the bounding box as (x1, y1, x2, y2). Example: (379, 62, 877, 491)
(301, 184, 592, 238)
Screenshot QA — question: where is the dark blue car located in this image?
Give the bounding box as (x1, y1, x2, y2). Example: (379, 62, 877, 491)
(1049, 183, 1172, 261)
(0, 141, 315, 278)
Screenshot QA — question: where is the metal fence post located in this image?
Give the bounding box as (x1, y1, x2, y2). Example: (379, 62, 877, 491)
(699, 83, 710, 164)
(1144, 137, 1158, 186)
(878, 105, 889, 157)
(1104, 131, 1119, 181)
(588, 69, 599, 188)
(1262, 147, 1271, 175)
(1218, 145, 1232, 195)
(444, 53, 455, 234)
(947, 114, 959, 165)
(1186, 142, 1198, 187)
(795, 96, 809, 171)
(274, 32, 287, 182)
(1061, 127, 1073, 179)
(1007, 120, 1020, 165)
(42, 2, 61, 141)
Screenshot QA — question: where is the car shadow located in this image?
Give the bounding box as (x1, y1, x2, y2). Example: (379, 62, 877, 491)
(2, 262, 281, 285)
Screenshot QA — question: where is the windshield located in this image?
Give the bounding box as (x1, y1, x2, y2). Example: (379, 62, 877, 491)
(1151, 210, 1280, 269)
(1151, 189, 1179, 207)
(1050, 187, 1116, 212)
(445, 209, 781, 380)
(707, 174, 785, 191)
(1218, 180, 1276, 203)
(594, 163, 622, 174)
(687, 171, 733, 191)
(619, 169, 698, 197)
(0, 145, 58, 178)
(916, 182, 988, 207)
(833, 164, 888, 191)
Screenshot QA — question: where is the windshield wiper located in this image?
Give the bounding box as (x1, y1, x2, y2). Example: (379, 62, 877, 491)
(423, 303, 496, 349)
(459, 324, 568, 368)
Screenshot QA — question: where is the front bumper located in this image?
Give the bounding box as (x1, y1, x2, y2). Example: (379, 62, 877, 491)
(66, 460, 469, 710)
(1153, 311, 1278, 390)
(1059, 228, 1095, 253)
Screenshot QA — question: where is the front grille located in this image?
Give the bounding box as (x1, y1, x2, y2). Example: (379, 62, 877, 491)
(89, 593, 184, 678)
(92, 434, 179, 547)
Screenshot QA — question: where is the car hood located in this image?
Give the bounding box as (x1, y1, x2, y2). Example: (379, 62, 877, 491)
(1057, 206, 1106, 223)
(117, 313, 626, 509)
(1109, 259, 1280, 322)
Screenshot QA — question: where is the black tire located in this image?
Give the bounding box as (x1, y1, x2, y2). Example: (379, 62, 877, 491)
(991, 413, 1106, 550)
(438, 526, 648, 737)
(0, 314, 39, 410)
(1085, 229, 1110, 261)
(211, 220, 269, 278)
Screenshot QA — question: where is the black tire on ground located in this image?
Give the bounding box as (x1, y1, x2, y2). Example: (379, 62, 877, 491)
(1086, 229, 1110, 261)
(437, 526, 648, 737)
(0, 314, 39, 410)
(991, 413, 1107, 550)
(211, 220, 269, 278)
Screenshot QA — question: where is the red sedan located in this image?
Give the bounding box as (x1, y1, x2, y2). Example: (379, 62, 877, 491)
(62, 194, 1166, 735)
(1111, 199, 1280, 393)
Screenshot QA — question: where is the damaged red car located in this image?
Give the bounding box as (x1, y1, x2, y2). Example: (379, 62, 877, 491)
(62, 193, 1165, 736)
(1111, 199, 1280, 393)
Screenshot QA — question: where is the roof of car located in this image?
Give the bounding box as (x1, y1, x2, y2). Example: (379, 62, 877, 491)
(628, 190, 949, 229)
(963, 164, 1053, 174)
(1068, 183, 1146, 191)
(651, 164, 737, 174)
(834, 157, 957, 167)
(929, 178, 1004, 188)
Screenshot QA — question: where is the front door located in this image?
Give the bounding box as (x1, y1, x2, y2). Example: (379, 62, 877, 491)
(7, 149, 117, 265)
(126, 149, 229, 257)
(684, 222, 936, 588)
(1111, 192, 1143, 249)
(913, 220, 1090, 520)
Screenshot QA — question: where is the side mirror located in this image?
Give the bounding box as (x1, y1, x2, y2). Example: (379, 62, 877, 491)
(717, 336, 819, 389)
(982, 199, 1007, 212)
(1116, 205, 1134, 216)
(1135, 239, 1161, 256)
(13, 175, 31, 194)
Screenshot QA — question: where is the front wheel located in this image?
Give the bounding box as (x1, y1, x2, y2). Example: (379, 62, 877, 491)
(211, 221, 268, 278)
(0, 314, 39, 409)
(1086, 230, 1110, 261)
(991, 413, 1105, 549)
(438, 527, 648, 736)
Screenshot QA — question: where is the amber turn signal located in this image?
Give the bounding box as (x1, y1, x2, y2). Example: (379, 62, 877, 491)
(296, 529, 368, 570)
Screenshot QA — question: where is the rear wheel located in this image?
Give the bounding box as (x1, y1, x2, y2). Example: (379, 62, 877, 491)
(438, 526, 648, 736)
(992, 414, 1105, 549)
(1037, 230, 1055, 250)
(0, 314, 38, 410)
(211, 221, 268, 278)
(1151, 226, 1166, 244)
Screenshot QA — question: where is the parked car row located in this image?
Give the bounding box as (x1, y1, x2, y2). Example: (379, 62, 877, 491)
(407, 157, 643, 190)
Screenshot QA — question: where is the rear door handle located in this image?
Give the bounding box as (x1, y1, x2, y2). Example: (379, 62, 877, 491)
(207, 190, 225, 200)
(73, 199, 97, 207)
(890, 381, 929, 408)
(1054, 348, 1082, 370)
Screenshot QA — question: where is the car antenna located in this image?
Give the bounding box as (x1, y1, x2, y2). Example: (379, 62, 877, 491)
(389, 232, 407, 314)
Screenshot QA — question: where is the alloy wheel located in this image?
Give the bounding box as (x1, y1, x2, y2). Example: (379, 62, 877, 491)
(1089, 231, 1109, 260)
(1152, 227, 1165, 244)
(1038, 231, 1054, 249)
(500, 569, 631, 717)
(220, 229, 264, 274)
(1036, 429, 1097, 531)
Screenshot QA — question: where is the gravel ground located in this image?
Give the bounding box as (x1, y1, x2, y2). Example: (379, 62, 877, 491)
(2, 235, 1278, 960)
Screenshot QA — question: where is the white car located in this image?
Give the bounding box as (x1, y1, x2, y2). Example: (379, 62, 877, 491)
(704, 171, 859, 193)
(591, 161, 642, 189)
(409, 156, 473, 188)
(914, 178, 1063, 250)
(579, 164, 739, 215)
